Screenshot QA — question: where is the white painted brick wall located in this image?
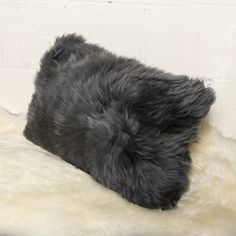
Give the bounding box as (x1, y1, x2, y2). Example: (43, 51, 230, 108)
(0, 0, 236, 139)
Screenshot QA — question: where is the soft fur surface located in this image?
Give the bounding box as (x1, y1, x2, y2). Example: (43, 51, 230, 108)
(24, 34, 215, 209)
(0, 108, 236, 236)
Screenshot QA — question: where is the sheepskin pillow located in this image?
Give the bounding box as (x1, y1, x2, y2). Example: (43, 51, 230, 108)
(24, 34, 215, 209)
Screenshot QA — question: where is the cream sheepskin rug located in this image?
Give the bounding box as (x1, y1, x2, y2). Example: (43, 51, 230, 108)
(0, 107, 236, 236)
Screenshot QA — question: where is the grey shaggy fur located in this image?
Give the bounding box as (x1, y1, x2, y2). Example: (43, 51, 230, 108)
(24, 34, 215, 209)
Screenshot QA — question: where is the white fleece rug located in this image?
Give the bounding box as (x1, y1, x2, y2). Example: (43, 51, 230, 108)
(0, 107, 236, 236)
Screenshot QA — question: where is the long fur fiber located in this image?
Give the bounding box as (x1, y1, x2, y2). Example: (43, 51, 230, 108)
(24, 34, 215, 209)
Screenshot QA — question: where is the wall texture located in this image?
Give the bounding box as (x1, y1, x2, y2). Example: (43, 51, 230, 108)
(0, 0, 236, 139)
